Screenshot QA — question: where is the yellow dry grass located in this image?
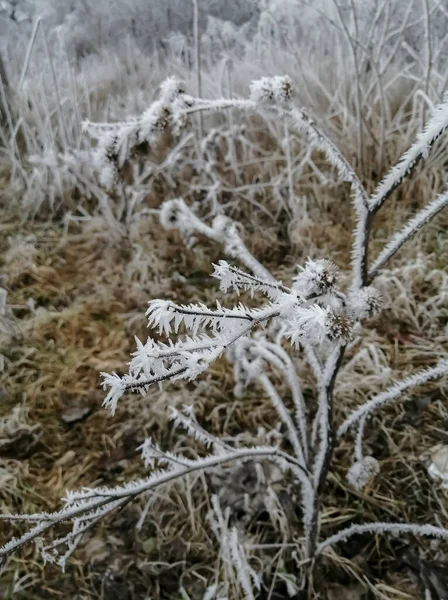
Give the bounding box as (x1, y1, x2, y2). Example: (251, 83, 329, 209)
(0, 106, 447, 599)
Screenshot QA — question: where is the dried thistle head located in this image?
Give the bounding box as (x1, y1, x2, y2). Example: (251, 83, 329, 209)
(277, 75, 294, 103)
(249, 75, 295, 107)
(325, 309, 354, 344)
(348, 286, 382, 320)
(293, 258, 339, 296)
(159, 198, 184, 230)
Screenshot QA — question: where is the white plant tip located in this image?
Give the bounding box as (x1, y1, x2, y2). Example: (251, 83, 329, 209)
(347, 456, 380, 490)
(159, 198, 188, 230)
(212, 214, 235, 236)
(249, 75, 294, 107)
(100, 372, 126, 415)
(159, 76, 186, 103)
(293, 258, 339, 296)
(348, 286, 382, 320)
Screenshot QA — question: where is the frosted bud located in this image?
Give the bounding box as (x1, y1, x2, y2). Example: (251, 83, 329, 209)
(152, 104, 173, 132)
(347, 456, 380, 490)
(159, 199, 186, 230)
(275, 75, 294, 104)
(324, 308, 354, 344)
(212, 214, 236, 236)
(293, 259, 339, 296)
(159, 76, 186, 103)
(249, 75, 294, 107)
(348, 286, 382, 320)
(172, 109, 190, 135)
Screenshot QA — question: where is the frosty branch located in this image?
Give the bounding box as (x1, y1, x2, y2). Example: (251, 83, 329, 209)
(2, 75, 448, 596)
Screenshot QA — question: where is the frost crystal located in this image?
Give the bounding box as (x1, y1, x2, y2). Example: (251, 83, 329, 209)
(249, 75, 294, 107)
(285, 305, 353, 346)
(348, 286, 382, 320)
(159, 76, 186, 103)
(324, 309, 354, 344)
(347, 456, 380, 490)
(293, 259, 339, 296)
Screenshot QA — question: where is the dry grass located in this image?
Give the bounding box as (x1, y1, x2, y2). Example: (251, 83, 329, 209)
(0, 43, 448, 595)
(0, 153, 447, 598)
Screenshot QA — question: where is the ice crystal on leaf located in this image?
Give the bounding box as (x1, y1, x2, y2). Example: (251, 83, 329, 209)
(249, 75, 294, 107)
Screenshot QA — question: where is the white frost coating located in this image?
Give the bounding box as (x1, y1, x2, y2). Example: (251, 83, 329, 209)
(369, 191, 448, 278)
(169, 406, 229, 452)
(259, 374, 306, 467)
(346, 456, 380, 490)
(159, 76, 186, 103)
(293, 258, 339, 296)
(159, 198, 274, 282)
(317, 522, 448, 556)
(347, 286, 382, 320)
(369, 97, 448, 211)
(287, 107, 368, 212)
(253, 341, 308, 463)
(213, 260, 289, 300)
(249, 75, 294, 107)
(83, 79, 192, 187)
(4, 74, 448, 585)
(146, 299, 256, 336)
(229, 528, 259, 600)
(0, 446, 285, 564)
(338, 359, 448, 437)
(351, 204, 370, 290)
(312, 346, 343, 488)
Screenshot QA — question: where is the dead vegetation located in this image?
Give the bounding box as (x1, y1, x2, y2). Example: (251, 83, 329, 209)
(1, 6, 448, 590)
(0, 133, 446, 597)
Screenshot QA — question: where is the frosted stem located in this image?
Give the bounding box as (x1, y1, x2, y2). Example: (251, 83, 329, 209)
(317, 522, 448, 556)
(369, 191, 448, 279)
(338, 360, 448, 437)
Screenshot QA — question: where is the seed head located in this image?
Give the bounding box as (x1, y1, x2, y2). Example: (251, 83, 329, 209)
(348, 286, 382, 320)
(325, 309, 354, 344)
(294, 259, 339, 296)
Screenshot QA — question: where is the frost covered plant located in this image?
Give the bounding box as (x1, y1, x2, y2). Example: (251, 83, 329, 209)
(83, 76, 190, 187)
(346, 456, 380, 491)
(1, 76, 448, 596)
